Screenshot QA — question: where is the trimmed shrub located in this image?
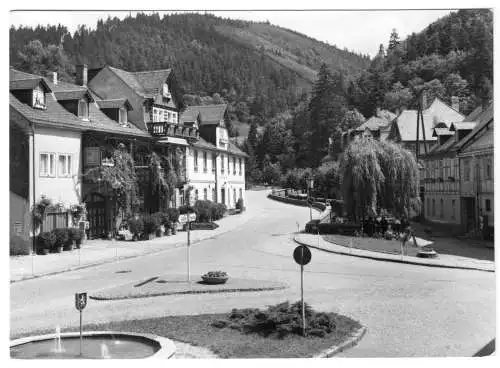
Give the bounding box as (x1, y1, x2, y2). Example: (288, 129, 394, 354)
(10, 235, 31, 256)
(128, 217, 144, 237)
(212, 301, 337, 339)
(142, 214, 161, 235)
(68, 227, 82, 241)
(38, 231, 56, 252)
(236, 198, 245, 211)
(212, 203, 227, 220)
(52, 228, 70, 248)
(165, 208, 180, 225)
(194, 200, 213, 222)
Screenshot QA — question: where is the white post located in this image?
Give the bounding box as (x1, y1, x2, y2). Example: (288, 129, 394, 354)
(79, 310, 83, 356)
(187, 218, 191, 282)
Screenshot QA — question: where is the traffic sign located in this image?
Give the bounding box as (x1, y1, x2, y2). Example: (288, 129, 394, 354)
(75, 292, 87, 311)
(188, 213, 197, 222)
(178, 214, 187, 224)
(293, 245, 312, 266)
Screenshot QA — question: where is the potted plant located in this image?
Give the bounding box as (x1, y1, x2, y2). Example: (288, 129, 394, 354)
(69, 228, 82, 249)
(142, 214, 160, 240)
(37, 231, 56, 255)
(128, 216, 144, 241)
(52, 228, 69, 253)
(201, 271, 228, 285)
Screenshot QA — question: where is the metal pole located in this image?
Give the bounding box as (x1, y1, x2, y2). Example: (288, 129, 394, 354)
(300, 246, 306, 336)
(79, 310, 83, 356)
(78, 246, 81, 266)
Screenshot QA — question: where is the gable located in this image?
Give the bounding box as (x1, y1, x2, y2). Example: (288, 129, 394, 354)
(460, 123, 494, 153)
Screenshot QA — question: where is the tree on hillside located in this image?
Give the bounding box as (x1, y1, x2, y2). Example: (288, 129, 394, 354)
(340, 138, 420, 222)
(388, 29, 400, 52)
(308, 64, 348, 166)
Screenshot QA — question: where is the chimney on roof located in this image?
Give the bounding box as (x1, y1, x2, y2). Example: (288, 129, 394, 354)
(451, 96, 460, 112)
(76, 64, 88, 86)
(52, 71, 58, 85)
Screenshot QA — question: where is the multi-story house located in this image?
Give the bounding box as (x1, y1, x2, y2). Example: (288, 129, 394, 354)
(387, 97, 465, 155)
(10, 65, 247, 242)
(181, 105, 247, 209)
(87, 65, 198, 210)
(456, 103, 494, 238)
(421, 102, 493, 237)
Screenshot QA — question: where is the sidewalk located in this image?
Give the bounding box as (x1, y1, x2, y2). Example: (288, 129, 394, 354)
(294, 233, 495, 272)
(10, 211, 252, 283)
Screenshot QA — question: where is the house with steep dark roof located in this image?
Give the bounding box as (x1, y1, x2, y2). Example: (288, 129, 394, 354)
(421, 101, 493, 238)
(180, 104, 247, 208)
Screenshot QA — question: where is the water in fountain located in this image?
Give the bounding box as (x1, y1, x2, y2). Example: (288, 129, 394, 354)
(100, 343, 110, 359)
(52, 326, 64, 353)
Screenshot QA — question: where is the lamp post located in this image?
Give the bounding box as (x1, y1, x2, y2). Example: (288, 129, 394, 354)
(306, 177, 314, 222)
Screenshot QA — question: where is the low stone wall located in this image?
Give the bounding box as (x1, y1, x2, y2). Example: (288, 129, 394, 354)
(267, 194, 327, 212)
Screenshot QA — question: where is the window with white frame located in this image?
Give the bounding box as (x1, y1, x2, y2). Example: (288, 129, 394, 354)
(194, 150, 198, 172)
(486, 157, 492, 180)
(58, 154, 72, 177)
(195, 189, 199, 201)
(203, 152, 207, 173)
(464, 159, 471, 181)
(204, 188, 208, 200)
(119, 108, 127, 124)
(239, 158, 242, 175)
(32, 87, 45, 109)
(40, 153, 55, 177)
(221, 154, 225, 174)
(153, 108, 159, 122)
(78, 100, 89, 120)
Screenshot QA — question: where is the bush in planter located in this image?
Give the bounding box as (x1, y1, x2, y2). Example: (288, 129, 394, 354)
(10, 235, 31, 256)
(52, 228, 70, 251)
(128, 217, 144, 239)
(151, 212, 165, 236)
(236, 198, 245, 212)
(212, 203, 227, 220)
(38, 231, 56, 253)
(165, 208, 180, 225)
(142, 214, 161, 238)
(194, 200, 213, 222)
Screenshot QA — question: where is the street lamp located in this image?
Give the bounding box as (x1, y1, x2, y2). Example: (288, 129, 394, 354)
(306, 177, 314, 222)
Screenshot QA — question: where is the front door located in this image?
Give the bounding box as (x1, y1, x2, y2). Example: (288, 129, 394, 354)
(221, 188, 225, 205)
(86, 193, 106, 239)
(462, 197, 476, 233)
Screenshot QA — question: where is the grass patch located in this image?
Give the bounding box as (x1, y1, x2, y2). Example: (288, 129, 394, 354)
(12, 307, 362, 358)
(323, 234, 420, 257)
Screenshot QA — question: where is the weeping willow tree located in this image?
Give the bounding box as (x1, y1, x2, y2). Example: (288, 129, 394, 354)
(340, 137, 420, 221)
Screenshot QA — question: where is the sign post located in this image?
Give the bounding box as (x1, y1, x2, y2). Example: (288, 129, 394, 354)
(179, 213, 197, 282)
(74, 292, 87, 356)
(293, 245, 312, 337)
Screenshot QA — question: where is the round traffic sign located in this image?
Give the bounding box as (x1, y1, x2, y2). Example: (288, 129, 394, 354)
(293, 245, 312, 266)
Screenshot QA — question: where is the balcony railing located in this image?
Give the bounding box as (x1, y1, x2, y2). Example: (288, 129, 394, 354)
(147, 122, 199, 140)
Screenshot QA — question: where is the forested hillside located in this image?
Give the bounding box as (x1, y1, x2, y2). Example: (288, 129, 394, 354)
(10, 12, 370, 137)
(243, 9, 493, 186)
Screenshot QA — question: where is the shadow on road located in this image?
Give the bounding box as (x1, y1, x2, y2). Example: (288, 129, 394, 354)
(474, 339, 495, 357)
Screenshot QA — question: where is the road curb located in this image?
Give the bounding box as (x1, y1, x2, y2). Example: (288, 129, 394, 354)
(90, 284, 288, 301)
(10, 215, 252, 284)
(314, 325, 367, 358)
(294, 237, 494, 273)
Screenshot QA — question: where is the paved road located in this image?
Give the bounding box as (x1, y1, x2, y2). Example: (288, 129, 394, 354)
(11, 190, 495, 357)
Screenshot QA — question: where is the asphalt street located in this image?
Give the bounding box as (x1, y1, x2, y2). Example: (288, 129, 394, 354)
(10, 190, 496, 357)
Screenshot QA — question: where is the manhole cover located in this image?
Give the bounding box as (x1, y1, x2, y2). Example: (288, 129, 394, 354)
(116, 270, 131, 274)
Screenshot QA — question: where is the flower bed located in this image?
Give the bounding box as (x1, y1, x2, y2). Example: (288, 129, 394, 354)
(201, 271, 228, 284)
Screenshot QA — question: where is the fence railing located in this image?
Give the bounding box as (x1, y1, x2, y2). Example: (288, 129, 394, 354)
(42, 211, 69, 232)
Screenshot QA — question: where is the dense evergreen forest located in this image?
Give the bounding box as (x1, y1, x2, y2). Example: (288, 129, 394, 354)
(10, 10, 493, 186)
(10, 12, 369, 137)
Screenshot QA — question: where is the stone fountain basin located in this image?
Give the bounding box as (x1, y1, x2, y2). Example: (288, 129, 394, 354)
(10, 331, 176, 359)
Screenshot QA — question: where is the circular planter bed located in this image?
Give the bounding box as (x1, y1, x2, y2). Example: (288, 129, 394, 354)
(416, 247, 438, 258)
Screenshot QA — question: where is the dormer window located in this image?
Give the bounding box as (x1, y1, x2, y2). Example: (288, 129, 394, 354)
(162, 83, 171, 99)
(119, 108, 128, 124)
(78, 100, 89, 121)
(32, 87, 45, 109)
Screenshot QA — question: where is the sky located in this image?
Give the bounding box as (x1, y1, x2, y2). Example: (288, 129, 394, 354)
(9, 9, 454, 57)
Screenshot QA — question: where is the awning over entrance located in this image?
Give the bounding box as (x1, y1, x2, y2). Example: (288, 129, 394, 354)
(157, 137, 189, 146)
